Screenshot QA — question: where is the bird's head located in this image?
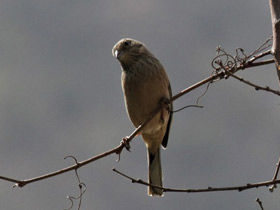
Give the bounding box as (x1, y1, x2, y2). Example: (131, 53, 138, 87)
(112, 38, 148, 66)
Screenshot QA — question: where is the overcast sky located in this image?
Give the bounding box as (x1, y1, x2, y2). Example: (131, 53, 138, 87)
(0, 0, 279, 210)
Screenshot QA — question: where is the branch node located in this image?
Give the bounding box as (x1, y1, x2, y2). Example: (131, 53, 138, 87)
(14, 181, 26, 188)
(121, 137, 131, 151)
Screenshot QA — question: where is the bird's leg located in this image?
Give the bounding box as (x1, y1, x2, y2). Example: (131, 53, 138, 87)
(159, 97, 171, 124)
(159, 97, 171, 111)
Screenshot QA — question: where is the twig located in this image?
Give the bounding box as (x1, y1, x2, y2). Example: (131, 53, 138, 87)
(196, 82, 211, 106)
(219, 61, 280, 96)
(256, 198, 265, 210)
(113, 168, 280, 194)
(171, 104, 203, 113)
(249, 38, 272, 59)
(213, 42, 280, 96)
(247, 50, 272, 64)
(269, 0, 280, 84)
(269, 157, 280, 192)
(63, 156, 87, 210)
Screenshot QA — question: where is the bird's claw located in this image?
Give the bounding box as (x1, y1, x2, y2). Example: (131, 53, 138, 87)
(160, 97, 171, 111)
(121, 137, 131, 151)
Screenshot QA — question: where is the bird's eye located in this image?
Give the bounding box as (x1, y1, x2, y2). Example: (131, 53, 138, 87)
(123, 40, 131, 47)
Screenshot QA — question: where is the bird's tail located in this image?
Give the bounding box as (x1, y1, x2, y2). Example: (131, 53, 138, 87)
(148, 148, 163, 196)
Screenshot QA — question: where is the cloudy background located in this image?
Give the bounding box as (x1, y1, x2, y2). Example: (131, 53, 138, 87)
(0, 0, 279, 209)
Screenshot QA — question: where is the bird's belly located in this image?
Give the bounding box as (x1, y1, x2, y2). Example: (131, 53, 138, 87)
(124, 85, 167, 134)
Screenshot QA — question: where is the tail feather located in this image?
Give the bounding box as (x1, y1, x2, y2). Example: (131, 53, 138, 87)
(148, 148, 163, 196)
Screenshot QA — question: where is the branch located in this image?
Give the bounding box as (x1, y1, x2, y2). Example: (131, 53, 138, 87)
(113, 168, 280, 194)
(0, 41, 276, 188)
(11, 144, 126, 187)
(269, 0, 280, 84)
(218, 60, 280, 96)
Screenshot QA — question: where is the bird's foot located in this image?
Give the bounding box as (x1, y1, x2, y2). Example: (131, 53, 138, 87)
(121, 137, 131, 151)
(159, 97, 171, 111)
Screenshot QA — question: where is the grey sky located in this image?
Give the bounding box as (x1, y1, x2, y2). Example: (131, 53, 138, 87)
(0, 0, 279, 210)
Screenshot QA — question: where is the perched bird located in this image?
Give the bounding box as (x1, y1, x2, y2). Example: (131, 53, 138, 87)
(112, 38, 172, 196)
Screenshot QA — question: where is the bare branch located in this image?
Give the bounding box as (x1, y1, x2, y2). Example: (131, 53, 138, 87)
(63, 156, 87, 210)
(269, 0, 280, 84)
(113, 168, 280, 194)
(219, 61, 280, 96)
(0, 40, 276, 189)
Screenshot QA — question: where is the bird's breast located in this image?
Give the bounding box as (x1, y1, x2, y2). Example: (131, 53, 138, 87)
(121, 65, 170, 132)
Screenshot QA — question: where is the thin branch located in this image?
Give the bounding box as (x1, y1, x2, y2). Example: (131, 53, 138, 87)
(196, 82, 211, 106)
(63, 156, 87, 210)
(0, 176, 22, 186)
(256, 198, 265, 210)
(269, 0, 280, 84)
(171, 104, 203, 113)
(230, 72, 280, 96)
(269, 157, 280, 192)
(13, 145, 125, 187)
(246, 59, 275, 68)
(113, 168, 280, 194)
(218, 61, 280, 96)
(249, 38, 272, 59)
(212, 42, 280, 96)
(272, 158, 280, 181)
(0, 40, 276, 188)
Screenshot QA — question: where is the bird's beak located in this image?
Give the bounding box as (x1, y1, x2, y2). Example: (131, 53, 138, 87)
(113, 50, 124, 60)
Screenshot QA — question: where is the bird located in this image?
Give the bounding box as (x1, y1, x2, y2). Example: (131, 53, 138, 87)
(112, 38, 172, 196)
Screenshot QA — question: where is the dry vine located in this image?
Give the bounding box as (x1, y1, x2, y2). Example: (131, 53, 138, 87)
(63, 156, 87, 210)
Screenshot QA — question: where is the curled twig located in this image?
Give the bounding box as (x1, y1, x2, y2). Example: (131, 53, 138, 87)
(212, 39, 280, 96)
(196, 82, 211, 106)
(64, 156, 87, 210)
(165, 74, 211, 112)
(64, 183, 87, 210)
(171, 105, 203, 113)
(211, 47, 237, 74)
(212, 38, 272, 74)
